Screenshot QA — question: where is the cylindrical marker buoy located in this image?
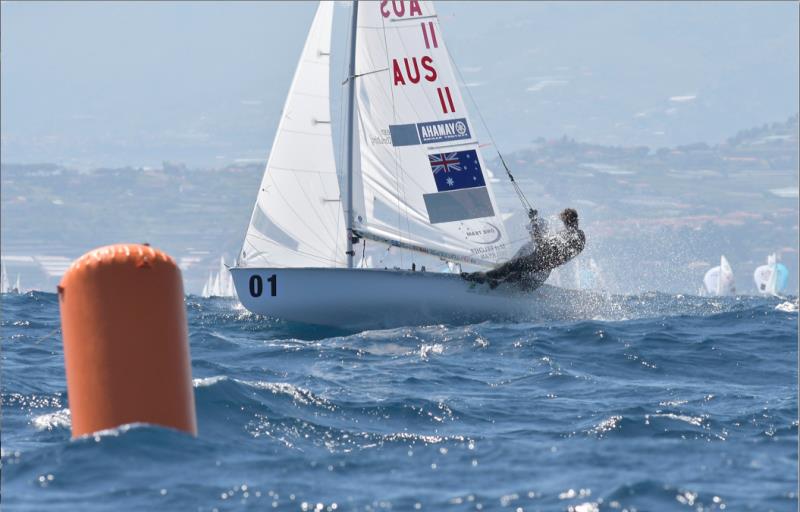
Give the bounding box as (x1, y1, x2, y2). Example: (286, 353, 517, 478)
(58, 244, 197, 438)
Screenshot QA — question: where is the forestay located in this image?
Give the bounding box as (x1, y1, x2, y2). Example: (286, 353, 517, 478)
(240, 2, 346, 268)
(351, 0, 511, 268)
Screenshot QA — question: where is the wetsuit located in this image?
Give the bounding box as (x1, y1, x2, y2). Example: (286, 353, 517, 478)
(463, 218, 585, 289)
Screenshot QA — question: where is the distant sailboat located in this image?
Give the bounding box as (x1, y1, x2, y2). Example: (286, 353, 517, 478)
(0, 262, 9, 294)
(753, 253, 788, 297)
(201, 256, 236, 298)
(231, 1, 559, 328)
(574, 257, 604, 291)
(201, 271, 213, 298)
(702, 255, 736, 296)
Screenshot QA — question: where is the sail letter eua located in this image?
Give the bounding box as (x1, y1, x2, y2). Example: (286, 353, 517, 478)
(352, 0, 510, 267)
(240, 2, 346, 268)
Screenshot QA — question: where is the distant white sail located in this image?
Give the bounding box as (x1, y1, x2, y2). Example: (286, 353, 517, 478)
(703, 255, 735, 296)
(201, 257, 236, 298)
(14, 274, 21, 294)
(240, 2, 345, 268)
(0, 263, 8, 294)
(351, 0, 510, 268)
(719, 255, 735, 295)
(201, 271, 212, 298)
(212, 272, 221, 297)
(754, 253, 789, 296)
(571, 257, 605, 291)
(219, 256, 235, 297)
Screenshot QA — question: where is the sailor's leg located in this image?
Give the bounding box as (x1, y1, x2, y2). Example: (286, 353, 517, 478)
(461, 271, 487, 284)
(485, 261, 513, 280)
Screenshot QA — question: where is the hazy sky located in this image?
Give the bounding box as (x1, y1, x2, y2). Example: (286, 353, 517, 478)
(2, 1, 798, 167)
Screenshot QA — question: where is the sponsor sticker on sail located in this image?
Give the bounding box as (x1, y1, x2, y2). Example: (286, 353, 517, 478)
(388, 118, 472, 147)
(418, 118, 471, 144)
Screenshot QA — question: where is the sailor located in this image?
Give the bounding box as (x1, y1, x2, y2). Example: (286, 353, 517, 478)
(463, 208, 585, 289)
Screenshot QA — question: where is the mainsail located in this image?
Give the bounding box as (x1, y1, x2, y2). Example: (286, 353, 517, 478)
(350, 0, 511, 268)
(240, 2, 346, 268)
(703, 255, 735, 296)
(753, 253, 789, 296)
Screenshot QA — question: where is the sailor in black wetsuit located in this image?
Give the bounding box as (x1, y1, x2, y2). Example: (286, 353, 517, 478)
(463, 208, 585, 290)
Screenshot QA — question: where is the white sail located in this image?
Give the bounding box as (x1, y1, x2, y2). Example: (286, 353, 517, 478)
(703, 267, 719, 296)
(240, 2, 345, 269)
(14, 274, 21, 293)
(219, 256, 235, 297)
(718, 255, 735, 295)
(704, 255, 735, 296)
(754, 255, 773, 295)
(212, 272, 221, 297)
(0, 262, 9, 294)
(754, 253, 788, 296)
(201, 272, 212, 298)
(351, 0, 510, 268)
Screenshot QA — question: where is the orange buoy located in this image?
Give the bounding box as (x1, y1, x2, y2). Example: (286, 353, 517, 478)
(58, 244, 197, 438)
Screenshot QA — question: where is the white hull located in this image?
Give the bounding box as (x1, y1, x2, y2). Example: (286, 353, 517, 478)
(231, 267, 585, 329)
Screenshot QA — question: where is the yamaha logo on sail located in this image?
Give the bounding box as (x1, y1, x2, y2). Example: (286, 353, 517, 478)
(417, 118, 471, 144)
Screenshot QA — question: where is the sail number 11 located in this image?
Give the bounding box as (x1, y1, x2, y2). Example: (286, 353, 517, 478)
(249, 274, 277, 297)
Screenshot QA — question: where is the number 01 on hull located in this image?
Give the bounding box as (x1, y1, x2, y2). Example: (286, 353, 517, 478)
(230, 267, 561, 329)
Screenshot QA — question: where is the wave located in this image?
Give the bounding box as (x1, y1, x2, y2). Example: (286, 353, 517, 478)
(32, 408, 71, 431)
(2, 290, 795, 511)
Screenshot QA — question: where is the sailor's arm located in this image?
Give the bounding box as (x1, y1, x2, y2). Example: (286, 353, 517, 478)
(564, 230, 586, 258)
(532, 219, 546, 246)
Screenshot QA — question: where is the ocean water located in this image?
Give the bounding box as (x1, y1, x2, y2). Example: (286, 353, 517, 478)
(1, 291, 797, 511)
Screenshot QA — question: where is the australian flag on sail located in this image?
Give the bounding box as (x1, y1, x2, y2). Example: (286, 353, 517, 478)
(423, 149, 495, 224)
(429, 150, 486, 192)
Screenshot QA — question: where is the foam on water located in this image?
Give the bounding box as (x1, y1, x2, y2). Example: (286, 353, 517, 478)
(1, 291, 797, 511)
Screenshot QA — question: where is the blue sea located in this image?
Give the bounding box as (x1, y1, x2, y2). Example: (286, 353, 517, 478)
(1, 291, 797, 511)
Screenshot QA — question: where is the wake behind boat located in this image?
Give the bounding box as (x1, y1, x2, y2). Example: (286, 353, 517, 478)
(232, 1, 563, 327)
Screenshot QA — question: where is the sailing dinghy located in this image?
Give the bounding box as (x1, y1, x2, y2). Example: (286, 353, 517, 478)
(702, 255, 736, 297)
(232, 1, 555, 328)
(753, 253, 789, 297)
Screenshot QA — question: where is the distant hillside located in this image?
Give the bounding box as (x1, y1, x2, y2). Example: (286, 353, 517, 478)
(1, 117, 797, 294)
(725, 113, 800, 148)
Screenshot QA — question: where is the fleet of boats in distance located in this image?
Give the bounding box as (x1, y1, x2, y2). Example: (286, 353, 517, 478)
(700, 253, 789, 298)
(2, 252, 789, 301)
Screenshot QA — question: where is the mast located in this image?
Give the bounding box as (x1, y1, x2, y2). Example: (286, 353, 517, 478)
(344, 0, 359, 268)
